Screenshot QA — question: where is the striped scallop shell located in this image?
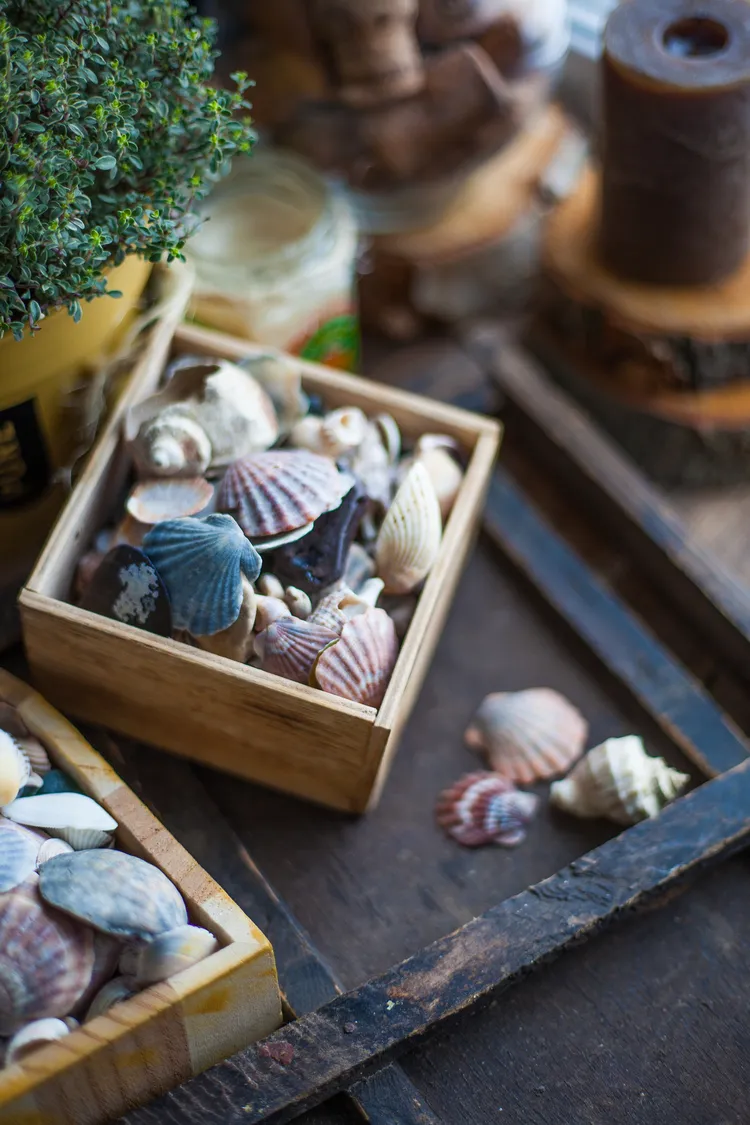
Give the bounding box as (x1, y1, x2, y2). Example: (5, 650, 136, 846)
(314, 609, 399, 708)
(436, 771, 540, 848)
(0, 877, 95, 1035)
(0, 731, 31, 806)
(375, 462, 442, 595)
(38, 850, 188, 940)
(17, 736, 52, 777)
(217, 450, 348, 539)
(0, 823, 40, 893)
(254, 619, 338, 684)
(143, 514, 261, 636)
(464, 689, 588, 784)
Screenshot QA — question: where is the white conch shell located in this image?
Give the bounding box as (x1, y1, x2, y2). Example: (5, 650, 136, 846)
(2, 793, 118, 850)
(6, 1018, 73, 1066)
(0, 731, 32, 806)
(290, 408, 368, 460)
(375, 462, 443, 594)
(119, 924, 218, 986)
(550, 736, 690, 826)
(131, 410, 213, 478)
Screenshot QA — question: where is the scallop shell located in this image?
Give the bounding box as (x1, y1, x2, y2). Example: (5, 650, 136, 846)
(6, 1018, 73, 1066)
(0, 823, 40, 893)
(255, 595, 292, 633)
(255, 618, 339, 684)
(119, 924, 218, 986)
(410, 445, 464, 521)
(0, 731, 32, 806)
(465, 689, 588, 784)
(310, 585, 384, 636)
(194, 576, 257, 663)
(375, 462, 443, 594)
(550, 736, 690, 826)
(2, 793, 118, 850)
(84, 976, 136, 1022)
(130, 409, 213, 478)
(0, 878, 95, 1035)
(217, 450, 348, 538)
(79, 544, 172, 636)
(314, 609, 399, 708)
(0, 703, 29, 740)
(126, 478, 214, 526)
(17, 736, 51, 777)
(285, 587, 312, 620)
(36, 838, 74, 867)
(436, 771, 540, 848)
(143, 514, 261, 636)
(38, 850, 188, 940)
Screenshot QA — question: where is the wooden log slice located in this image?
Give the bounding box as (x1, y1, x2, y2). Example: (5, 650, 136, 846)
(540, 166, 750, 396)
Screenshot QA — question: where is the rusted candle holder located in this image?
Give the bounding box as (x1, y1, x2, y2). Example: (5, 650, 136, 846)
(533, 0, 750, 486)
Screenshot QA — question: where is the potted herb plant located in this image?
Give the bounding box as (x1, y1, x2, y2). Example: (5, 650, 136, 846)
(0, 0, 253, 563)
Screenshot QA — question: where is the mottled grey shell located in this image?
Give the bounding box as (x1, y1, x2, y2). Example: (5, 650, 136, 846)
(0, 878, 95, 1035)
(143, 513, 262, 636)
(0, 824, 40, 893)
(38, 850, 188, 940)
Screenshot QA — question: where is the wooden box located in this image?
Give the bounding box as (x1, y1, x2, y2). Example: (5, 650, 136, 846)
(20, 324, 501, 813)
(0, 670, 281, 1125)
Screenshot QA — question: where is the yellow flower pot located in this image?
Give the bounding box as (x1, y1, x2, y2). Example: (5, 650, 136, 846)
(0, 255, 152, 582)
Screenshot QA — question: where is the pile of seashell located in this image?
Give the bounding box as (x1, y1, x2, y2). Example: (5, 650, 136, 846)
(0, 701, 218, 1068)
(74, 355, 464, 708)
(436, 688, 691, 848)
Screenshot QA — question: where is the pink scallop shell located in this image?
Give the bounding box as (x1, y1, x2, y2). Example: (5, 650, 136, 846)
(464, 689, 588, 784)
(435, 771, 540, 848)
(217, 450, 347, 539)
(255, 619, 339, 685)
(314, 609, 399, 709)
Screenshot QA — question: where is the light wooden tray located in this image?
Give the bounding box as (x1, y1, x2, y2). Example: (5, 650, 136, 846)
(0, 670, 281, 1125)
(20, 324, 501, 813)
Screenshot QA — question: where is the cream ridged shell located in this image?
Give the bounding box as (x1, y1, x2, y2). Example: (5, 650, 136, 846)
(119, 924, 218, 986)
(550, 736, 690, 826)
(464, 689, 588, 784)
(314, 609, 399, 708)
(2, 793, 117, 851)
(375, 462, 442, 594)
(255, 619, 339, 684)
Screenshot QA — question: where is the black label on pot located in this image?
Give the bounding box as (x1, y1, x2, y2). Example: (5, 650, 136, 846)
(0, 399, 51, 509)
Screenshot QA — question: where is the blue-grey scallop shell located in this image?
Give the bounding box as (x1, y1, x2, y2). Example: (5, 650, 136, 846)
(143, 513, 262, 636)
(0, 823, 40, 893)
(37, 850, 188, 940)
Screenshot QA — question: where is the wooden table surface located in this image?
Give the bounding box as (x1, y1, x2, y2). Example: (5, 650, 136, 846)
(4, 337, 750, 1125)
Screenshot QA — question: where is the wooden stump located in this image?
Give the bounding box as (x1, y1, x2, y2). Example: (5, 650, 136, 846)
(534, 166, 750, 487)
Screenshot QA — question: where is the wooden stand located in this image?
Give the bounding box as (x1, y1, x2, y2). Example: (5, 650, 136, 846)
(535, 166, 750, 486)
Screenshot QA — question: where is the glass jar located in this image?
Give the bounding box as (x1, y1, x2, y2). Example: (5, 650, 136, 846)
(186, 149, 361, 371)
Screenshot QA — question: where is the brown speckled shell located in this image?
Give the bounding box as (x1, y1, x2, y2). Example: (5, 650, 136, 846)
(435, 771, 540, 848)
(314, 609, 399, 708)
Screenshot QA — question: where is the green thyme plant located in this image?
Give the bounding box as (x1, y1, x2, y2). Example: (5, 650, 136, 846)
(0, 0, 254, 340)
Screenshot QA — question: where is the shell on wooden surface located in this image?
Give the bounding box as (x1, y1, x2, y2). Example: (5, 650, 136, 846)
(194, 575, 257, 663)
(464, 689, 588, 784)
(143, 514, 261, 636)
(129, 409, 213, 478)
(84, 976, 136, 1023)
(436, 771, 540, 848)
(255, 595, 292, 633)
(254, 618, 339, 684)
(38, 850, 188, 940)
(36, 838, 74, 867)
(0, 823, 40, 893)
(119, 924, 218, 986)
(0, 731, 32, 806)
(217, 450, 348, 539)
(375, 462, 443, 594)
(2, 793, 118, 851)
(0, 878, 95, 1035)
(314, 609, 399, 708)
(126, 477, 214, 526)
(550, 736, 690, 826)
(16, 736, 51, 777)
(6, 1017, 73, 1066)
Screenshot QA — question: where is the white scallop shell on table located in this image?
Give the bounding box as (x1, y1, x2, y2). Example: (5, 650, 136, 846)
(2, 793, 118, 850)
(550, 736, 691, 826)
(6, 1018, 74, 1066)
(375, 462, 443, 594)
(119, 924, 219, 987)
(314, 609, 399, 709)
(464, 688, 588, 784)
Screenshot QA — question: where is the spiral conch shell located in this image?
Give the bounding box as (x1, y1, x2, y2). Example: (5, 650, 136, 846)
(550, 736, 690, 826)
(375, 462, 442, 594)
(465, 689, 588, 784)
(290, 408, 369, 460)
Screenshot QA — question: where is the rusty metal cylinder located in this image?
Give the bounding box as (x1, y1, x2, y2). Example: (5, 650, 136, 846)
(599, 0, 750, 287)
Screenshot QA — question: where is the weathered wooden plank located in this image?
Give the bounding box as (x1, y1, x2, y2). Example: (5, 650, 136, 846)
(127, 756, 750, 1125)
(487, 335, 750, 677)
(482, 467, 749, 779)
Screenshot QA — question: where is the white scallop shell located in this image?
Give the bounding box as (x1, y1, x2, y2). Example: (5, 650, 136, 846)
(36, 839, 74, 867)
(6, 1018, 73, 1066)
(119, 924, 219, 986)
(550, 736, 690, 826)
(409, 445, 464, 521)
(0, 731, 31, 806)
(16, 736, 51, 777)
(0, 822, 40, 893)
(375, 462, 443, 594)
(2, 793, 118, 850)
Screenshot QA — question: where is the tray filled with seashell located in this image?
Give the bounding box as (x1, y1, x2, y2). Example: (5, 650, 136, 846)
(0, 669, 280, 1125)
(20, 324, 500, 813)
